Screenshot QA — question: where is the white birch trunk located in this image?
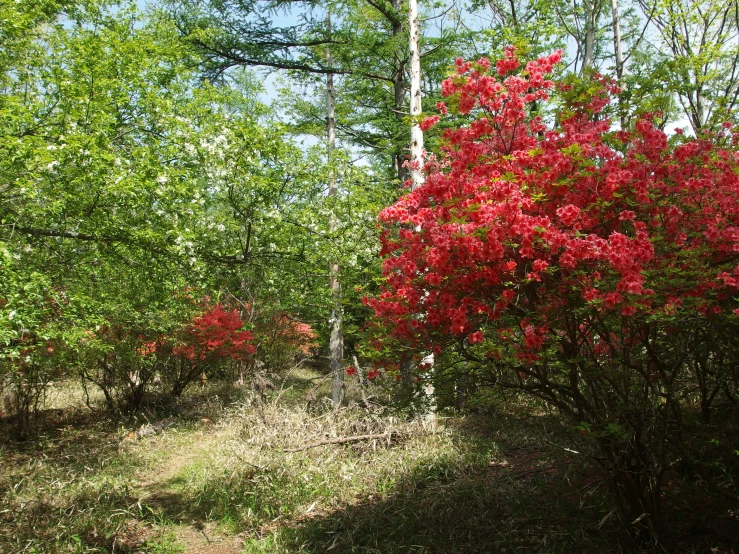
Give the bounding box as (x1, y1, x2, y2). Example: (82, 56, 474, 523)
(409, 0, 436, 431)
(408, 0, 424, 192)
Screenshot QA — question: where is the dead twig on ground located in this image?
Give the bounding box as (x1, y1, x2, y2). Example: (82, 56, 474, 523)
(283, 431, 427, 453)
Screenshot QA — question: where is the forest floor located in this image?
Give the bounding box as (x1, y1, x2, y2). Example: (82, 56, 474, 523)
(1, 366, 737, 554)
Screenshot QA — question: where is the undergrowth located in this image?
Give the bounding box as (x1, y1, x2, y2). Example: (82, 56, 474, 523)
(1, 368, 736, 553)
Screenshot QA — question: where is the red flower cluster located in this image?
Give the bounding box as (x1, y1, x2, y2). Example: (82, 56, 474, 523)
(174, 305, 255, 361)
(419, 115, 440, 131)
(366, 49, 739, 360)
(272, 317, 318, 356)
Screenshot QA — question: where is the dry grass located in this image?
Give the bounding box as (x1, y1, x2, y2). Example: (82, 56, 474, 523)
(1, 370, 737, 553)
(41, 379, 107, 411)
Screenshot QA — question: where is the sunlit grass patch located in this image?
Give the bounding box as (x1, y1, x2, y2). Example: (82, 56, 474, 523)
(164, 398, 473, 537)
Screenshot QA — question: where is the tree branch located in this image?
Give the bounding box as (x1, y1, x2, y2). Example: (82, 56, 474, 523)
(283, 431, 422, 452)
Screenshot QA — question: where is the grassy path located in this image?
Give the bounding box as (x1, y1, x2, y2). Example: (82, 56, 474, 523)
(131, 425, 244, 554)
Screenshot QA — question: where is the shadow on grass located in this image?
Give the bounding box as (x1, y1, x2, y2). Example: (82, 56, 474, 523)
(0, 408, 125, 477)
(243, 430, 631, 553)
(0, 397, 214, 552)
(3, 387, 736, 554)
(0, 379, 241, 466)
(235, 413, 738, 554)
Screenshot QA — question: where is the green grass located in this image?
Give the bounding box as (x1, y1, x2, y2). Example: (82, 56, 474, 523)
(228, 410, 625, 554)
(1, 373, 737, 553)
(0, 411, 177, 553)
(151, 391, 633, 553)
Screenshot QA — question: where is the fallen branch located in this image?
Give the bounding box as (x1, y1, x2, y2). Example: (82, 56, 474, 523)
(135, 417, 176, 439)
(284, 431, 400, 453)
(544, 439, 580, 454)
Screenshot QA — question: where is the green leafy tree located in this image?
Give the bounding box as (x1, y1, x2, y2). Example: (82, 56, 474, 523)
(0, 1, 330, 426)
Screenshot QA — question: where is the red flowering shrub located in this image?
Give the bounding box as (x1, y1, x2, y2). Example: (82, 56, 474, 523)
(137, 301, 315, 392)
(367, 49, 739, 539)
(174, 305, 256, 362)
(249, 310, 318, 369)
(274, 318, 318, 357)
(130, 304, 256, 396)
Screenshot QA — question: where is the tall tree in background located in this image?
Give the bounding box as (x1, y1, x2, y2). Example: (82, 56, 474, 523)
(640, 0, 739, 133)
(166, 0, 465, 368)
(610, 0, 625, 81)
(166, 0, 339, 79)
(276, 0, 466, 181)
(326, 10, 344, 407)
(0, 1, 342, 430)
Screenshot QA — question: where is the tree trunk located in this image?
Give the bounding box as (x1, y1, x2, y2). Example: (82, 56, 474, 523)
(610, 0, 626, 127)
(391, 0, 409, 184)
(455, 370, 469, 412)
(327, 11, 344, 408)
(610, 0, 624, 81)
(408, 0, 424, 191)
(582, 0, 597, 73)
(409, 0, 436, 431)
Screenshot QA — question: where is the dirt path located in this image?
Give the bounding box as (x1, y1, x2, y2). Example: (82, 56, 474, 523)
(131, 425, 245, 554)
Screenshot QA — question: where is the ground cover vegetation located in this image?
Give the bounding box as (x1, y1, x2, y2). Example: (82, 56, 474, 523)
(1, 0, 738, 552)
(1, 369, 737, 553)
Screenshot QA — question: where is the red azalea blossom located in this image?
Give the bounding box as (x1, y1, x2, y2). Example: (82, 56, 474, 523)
(365, 48, 739, 366)
(175, 305, 256, 361)
(419, 115, 440, 131)
(469, 331, 484, 344)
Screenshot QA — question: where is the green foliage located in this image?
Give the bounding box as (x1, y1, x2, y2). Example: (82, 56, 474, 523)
(0, 0, 350, 428)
